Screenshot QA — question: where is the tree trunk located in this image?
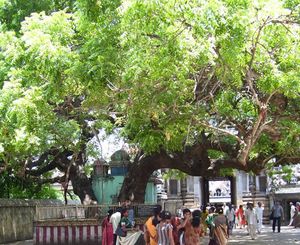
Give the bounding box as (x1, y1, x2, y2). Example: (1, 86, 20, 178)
(69, 152, 97, 204)
(118, 145, 214, 203)
(117, 138, 256, 203)
(70, 170, 96, 203)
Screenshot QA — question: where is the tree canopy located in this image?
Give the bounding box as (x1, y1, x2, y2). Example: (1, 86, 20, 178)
(0, 0, 300, 202)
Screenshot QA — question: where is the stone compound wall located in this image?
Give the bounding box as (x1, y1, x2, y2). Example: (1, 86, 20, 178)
(0, 199, 62, 244)
(0, 199, 157, 244)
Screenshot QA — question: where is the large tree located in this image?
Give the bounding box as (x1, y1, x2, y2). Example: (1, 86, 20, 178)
(115, 0, 300, 202)
(0, 0, 121, 202)
(0, 0, 300, 203)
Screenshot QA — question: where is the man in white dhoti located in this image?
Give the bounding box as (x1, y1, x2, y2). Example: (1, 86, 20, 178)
(288, 202, 296, 226)
(245, 203, 258, 240)
(256, 202, 264, 233)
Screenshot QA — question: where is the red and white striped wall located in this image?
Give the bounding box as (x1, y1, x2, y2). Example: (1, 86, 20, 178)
(34, 225, 101, 244)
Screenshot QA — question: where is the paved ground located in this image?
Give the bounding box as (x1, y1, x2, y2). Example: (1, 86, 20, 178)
(4, 225, 300, 245)
(203, 225, 300, 244)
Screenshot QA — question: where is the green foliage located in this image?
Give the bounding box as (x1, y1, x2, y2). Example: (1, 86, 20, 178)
(277, 120, 300, 156)
(0, 170, 59, 199)
(163, 169, 186, 180)
(266, 164, 294, 192)
(208, 149, 226, 159)
(0, 0, 75, 32)
(219, 168, 234, 177)
(0, 0, 300, 198)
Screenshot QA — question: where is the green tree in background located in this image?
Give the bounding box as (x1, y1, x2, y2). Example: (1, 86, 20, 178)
(0, 170, 58, 199)
(0, 0, 299, 203)
(0, 0, 75, 32)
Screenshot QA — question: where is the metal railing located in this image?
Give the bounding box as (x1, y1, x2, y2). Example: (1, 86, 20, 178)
(35, 203, 158, 221)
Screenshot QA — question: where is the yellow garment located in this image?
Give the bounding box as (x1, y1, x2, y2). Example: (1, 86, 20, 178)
(201, 211, 209, 234)
(145, 217, 158, 245)
(213, 224, 228, 245)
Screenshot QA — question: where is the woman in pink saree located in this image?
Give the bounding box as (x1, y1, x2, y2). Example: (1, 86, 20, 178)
(102, 209, 114, 245)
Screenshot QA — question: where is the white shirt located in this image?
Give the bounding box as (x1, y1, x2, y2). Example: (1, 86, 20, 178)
(224, 205, 229, 216)
(245, 209, 257, 225)
(291, 205, 296, 218)
(110, 211, 121, 233)
(256, 207, 264, 220)
(226, 209, 235, 222)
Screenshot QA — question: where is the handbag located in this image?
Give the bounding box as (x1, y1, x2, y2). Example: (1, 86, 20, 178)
(116, 226, 127, 237)
(269, 211, 274, 220)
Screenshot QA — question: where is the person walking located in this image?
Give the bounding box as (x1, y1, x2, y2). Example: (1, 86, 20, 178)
(245, 203, 258, 240)
(178, 208, 191, 245)
(236, 205, 246, 229)
(110, 207, 122, 245)
(156, 210, 175, 245)
(210, 207, 228, 245)
(183, 210, 204, 245)
(170, 214, 181, 245)
(144, 205, 162, 245)
(288, 202, 296, 226)
(271, 201, 284, 233)
(292, 202, 300, 228)
(201, 206, 209, 236)
(225, 204, 235, 236)
(101, 209, 114, 245)
(256, 202, 264, 233)
(206, 206, 217, 242)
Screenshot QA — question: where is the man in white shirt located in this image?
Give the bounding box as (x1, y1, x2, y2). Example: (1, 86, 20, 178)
(245, 203, 258, 240)
(223, 202, 229, 215)
(256, 202, 264, 233)
(110, 207, 122, 245)
(288, 202, 296, 226)
(225, 204, 235, 235)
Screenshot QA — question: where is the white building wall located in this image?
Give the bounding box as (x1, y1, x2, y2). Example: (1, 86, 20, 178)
(193, 176, 202, 206)
(236, 170, 245, 205)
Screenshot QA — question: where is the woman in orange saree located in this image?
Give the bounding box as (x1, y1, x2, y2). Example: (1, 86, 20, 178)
(144, 205, 162, 245)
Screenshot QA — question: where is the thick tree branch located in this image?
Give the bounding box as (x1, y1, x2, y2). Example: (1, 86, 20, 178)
(198, 121, 244, 145)
(36, 175, 66, 185)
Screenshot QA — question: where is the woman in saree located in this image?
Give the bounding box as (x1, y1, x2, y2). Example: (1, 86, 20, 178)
(144, 205, 162, 245)
(184, 210, 204, 245)
(235, 205, 246, 229)
(209, 208, 228, 245)
(102, 209, 114, 245)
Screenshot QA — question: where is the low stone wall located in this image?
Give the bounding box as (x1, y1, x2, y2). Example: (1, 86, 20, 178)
(0, 199, 62, 244)
(34, 219, 101, 244)
(0, 199, 157, 244)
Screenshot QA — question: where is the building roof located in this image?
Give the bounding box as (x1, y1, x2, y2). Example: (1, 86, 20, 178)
(110, 149, 131, 166)
(275, 186, 300, 194)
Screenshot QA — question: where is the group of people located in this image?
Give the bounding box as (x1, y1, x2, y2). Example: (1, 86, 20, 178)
(144, 205, 229, 245)
(234, 202, 264, 239)
(102, 204, 230, 245)
(102, 206, 144, 245)
(102, 200, 300, 245)
(270, 200, 300, 233)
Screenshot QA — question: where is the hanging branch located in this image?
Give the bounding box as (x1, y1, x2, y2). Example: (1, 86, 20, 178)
(63, 153, 78, 205)
(91, 125, 104, 158)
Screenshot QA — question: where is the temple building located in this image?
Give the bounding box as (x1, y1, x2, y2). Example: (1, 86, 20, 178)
(91, 149, 300, 224)
(92, 149, 158, 204)
(158, 170, 270, 215)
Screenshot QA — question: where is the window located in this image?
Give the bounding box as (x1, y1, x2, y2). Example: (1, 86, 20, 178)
(169, 179, 178, 195)
(259, 176, 267, 192)
(187, 176, 194, 192)
(241, 172, 248, 192)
